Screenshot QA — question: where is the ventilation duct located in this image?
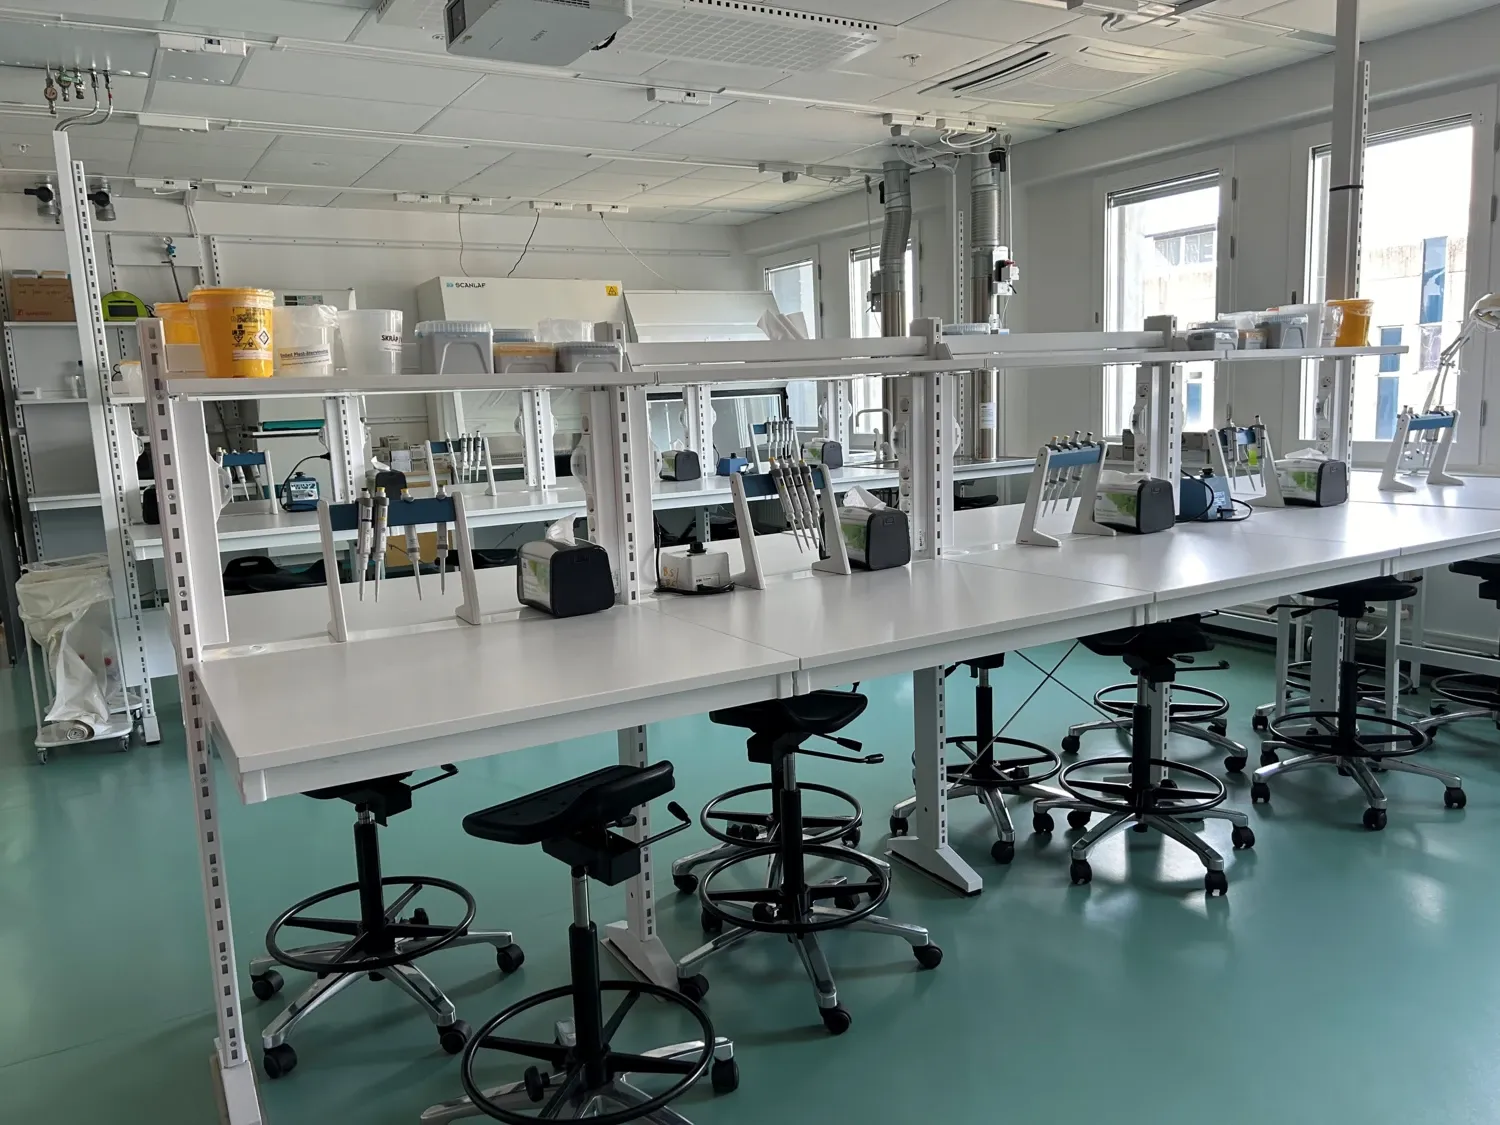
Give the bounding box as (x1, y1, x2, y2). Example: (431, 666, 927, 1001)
(925, 37, 1188, 106)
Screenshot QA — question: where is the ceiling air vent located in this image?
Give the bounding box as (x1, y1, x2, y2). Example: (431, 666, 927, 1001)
(614, 0, 885, 72)
(927, 37, 1174, 106)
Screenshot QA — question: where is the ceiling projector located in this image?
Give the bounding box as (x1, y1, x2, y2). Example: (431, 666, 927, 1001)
(444, 0, 634, 66)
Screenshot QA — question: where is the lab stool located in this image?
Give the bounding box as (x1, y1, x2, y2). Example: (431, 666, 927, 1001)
(1064, 663, 1252, 774)
(1424, 558, 1500, 735)
(1032, 618, 1255, 896)
(247, 767, 523, 1080)
(677, 691, 943, 1035)
(890, 654, 1066, 863)
(422, 763, 737, 1125)
(1252, 578, 1462, 831)
(669, 766, 864, 895)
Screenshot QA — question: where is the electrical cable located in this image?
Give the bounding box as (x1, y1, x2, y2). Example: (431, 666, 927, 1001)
(1010, 644, 1125, 727)
(507, 211, 541, 278)
(598, 213, 677, 289)
(457, 204, 471, 277)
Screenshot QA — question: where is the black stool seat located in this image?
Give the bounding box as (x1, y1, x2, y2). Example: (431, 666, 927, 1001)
(710, 690, 866, 736)
(1083, 618, 1211, 661)
(307, 772, 412, 801)
(1450, 556, 1500, 581)
(1303, 577, 1419, 615)
(464, 764, 674, 846)
(960, 653, 1008, 672)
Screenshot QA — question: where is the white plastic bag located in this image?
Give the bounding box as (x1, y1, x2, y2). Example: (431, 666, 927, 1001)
(16, 558, 115, 735)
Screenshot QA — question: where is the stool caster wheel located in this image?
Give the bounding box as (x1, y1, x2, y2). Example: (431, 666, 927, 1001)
(1205, 870, 1228, 896)
(752, 902, 778, 924)
(842, 827, 862, 848)
(1066, 809, 1091, 831)
(701, 908, 724, 934)
(990, 839, 1015, 864)
(250, 970, 283, 1002)
(1250, 782, 1271, 804)
(1069, 859, 1092, 886)
(1337, 762, 1352, 777)
(889, 815, 908, 837)
(439, 1020, 470, 1055)
(262, 1044, 297, 1080)
(914, 943, 943, 969)
(1445, 787, 1467, 810)
(1209, 721, 1228, 737)
(673, 872, 699, 895)
(679, 974, 710, 1002)
(524, 1066, 549, 1103)
(1363, 807, 1388, 831)
(1224, 755, 1247, 774)
(834, 892, 861, 910)
(1259, 749, 1280, 767)
(711, 1057, 740, 1094)
(409, 907, 430, 927)
(1251, 714, 1269, 733)
(1033, 812, 1056, 834)
(1061, 735, 1082, 754)
(727, 824, 759, 842)
(821, 1005, 853, 1035)
(496, 943, 525, 974)
(1007, 766, 1030, 782)
(1232, 826, 1255, 850)
(1432, 703, 1451, 717)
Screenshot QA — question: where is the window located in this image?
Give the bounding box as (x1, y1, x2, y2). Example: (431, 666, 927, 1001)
(764, 259, 818, 339)
(849, 242, 915, 433)
(1379, 327, 1402, 373)
(1302, 119, 1473, 441)
(1105, 172, 1222, 436)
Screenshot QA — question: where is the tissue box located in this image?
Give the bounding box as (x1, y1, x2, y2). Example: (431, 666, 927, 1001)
(1094, 477, 1176, 534)
(839, 506, 910, 570)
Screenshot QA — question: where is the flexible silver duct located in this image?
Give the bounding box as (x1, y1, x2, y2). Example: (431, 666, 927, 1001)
(879, 160, 912, 338)
(969, 149, 1003, 461)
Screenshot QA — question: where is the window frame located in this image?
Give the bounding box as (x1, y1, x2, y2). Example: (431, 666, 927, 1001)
(1092, 148, 1236, 438)
(758, 247, 823, 339)
(1284, 87, 1497, 468)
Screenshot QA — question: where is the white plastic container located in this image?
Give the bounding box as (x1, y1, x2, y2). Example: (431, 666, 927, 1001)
(416, 320, 494, 375)
(1267, 303, 1342, 349)
(337, 309, 403, 374)
(273, 304, 337, 376)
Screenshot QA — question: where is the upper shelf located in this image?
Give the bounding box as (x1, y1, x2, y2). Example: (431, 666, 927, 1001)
(160, 342, 1408, 400)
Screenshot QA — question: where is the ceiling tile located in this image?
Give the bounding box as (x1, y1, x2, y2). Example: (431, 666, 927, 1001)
(354, 152, 505, 193)
(572, 47, 672, 79)
(643, 59, 791, 93)
(676, 164, 770, 183)
(690, 101, 890, 145)
(449, 165, 583, 198)
(906, 0, 1084, 41)
(1100, 69, 1236, 108)
(348, 16, 451, 54)
(0, 108, 138, 141)
(129, 136, 274, 181)
(1036, 101, 1130, 127)
(588, 157, 698, 179)
(632, 101, 723, 129)
(838, 27, 1018, 82)
(146, 81, 440, 132)
(420, 106, 675, 151)
(278, 189, 342, 207)
(245, 135, 397, 187)
(455, 74, 653, 122)
(492, 149, 598, 173)
(167, 0, 368, 40)
(764, 71, 913, 104)
(236, 47, 480, 107)
(23, 0, 168, 14)
(636, 127, 857, 164)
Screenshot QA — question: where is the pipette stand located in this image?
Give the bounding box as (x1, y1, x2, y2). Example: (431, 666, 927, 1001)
(424, 438, 499, 498)
(1214, 425, 1263, 494)
(317, 490, 480, 642)
(1015, 442, 1115, 547)
(1249, 424, 1288, 508)
(730, 467, 851, 590)
(219, 450, 276, 513)
(1379, 408, 1463, 492)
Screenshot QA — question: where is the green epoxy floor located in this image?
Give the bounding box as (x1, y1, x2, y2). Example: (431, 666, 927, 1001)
(5, 639, 1500, 1124)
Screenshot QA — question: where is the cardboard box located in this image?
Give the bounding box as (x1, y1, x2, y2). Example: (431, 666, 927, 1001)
(6, 274, 75, 322)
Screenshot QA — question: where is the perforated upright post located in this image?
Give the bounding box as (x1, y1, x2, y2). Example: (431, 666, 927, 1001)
(54, 130, 160, 741)
(601, 725, 679, 990)
(143, 318, 261, 1123)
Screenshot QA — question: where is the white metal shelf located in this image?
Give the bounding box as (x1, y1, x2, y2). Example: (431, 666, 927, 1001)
(16, 392, 89, 405)
(4, 320, 77, 329)
(26, 492, 103, 511)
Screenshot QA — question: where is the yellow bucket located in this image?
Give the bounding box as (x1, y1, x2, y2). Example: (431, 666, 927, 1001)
(1328, 298, 1374, 348)
(154, 301, 199, 345)
(188, 287, 276, 379)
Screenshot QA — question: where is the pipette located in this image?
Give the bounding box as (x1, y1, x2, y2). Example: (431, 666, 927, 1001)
(769, 458, 806, 550)
(356, 490, 373, 601)
(371, 492, 389, 602)
(436, 485, 449, 595)
(797, 461, 823, 553)
(402, 490, 423, 600)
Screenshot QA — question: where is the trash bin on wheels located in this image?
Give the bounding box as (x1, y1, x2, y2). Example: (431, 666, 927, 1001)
(16, 555, 140, 763)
